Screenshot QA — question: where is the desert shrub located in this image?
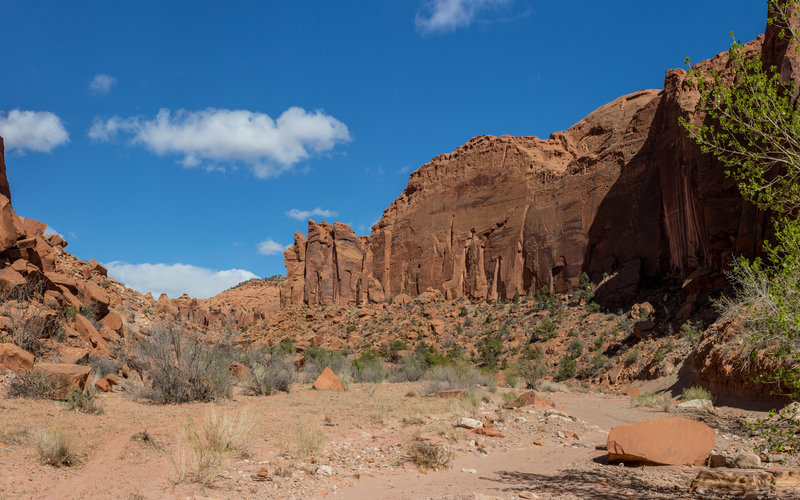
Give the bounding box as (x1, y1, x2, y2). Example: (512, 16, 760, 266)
(477, 333, 503, 369)
(406, 438, 453, 472)
(89, 356, 118, 377)
(79, 304, 100, 324)
(242, 349, 293, 395)
(424, 362, 494, 393)
(3, 277, 59, 353)
(586, 301, 602, 314)
(501, 391, 519, 405)
(37, 427, 76, 467)
(530, 317, 558, 343)
(680, 320, 703, 347)
(458, 306, 468, 317)
(568, 338, 583, 359)
(7, 369, 57, 399)
(682, 386, 712, 401)
(270, 337, 296, 356)
(414, 341, 452, 367)
(390, 353, 427, 382)
(302, 347, 351, 382)
(136, 322, 234, 404)
(631, 392, 672, 411)
(588, 352, 611, 377)
(67, 385, 103, 414)
(555, 355, 576, 381)
(351, 352, 388, 383)
(624, 348, 640, 367)
(204, 409, 253, 458)
(171, 418, 222, 484)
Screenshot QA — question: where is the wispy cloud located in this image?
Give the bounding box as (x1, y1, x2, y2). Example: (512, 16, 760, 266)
(257, 238, 288, 256)
(286, 207, 338, 221)
(89, 74, 117, 95)
(0, 110, 69, 153)
(415, 0, 511, 34)
(105, 261, 257, 299)
(89, 107, 350, 178)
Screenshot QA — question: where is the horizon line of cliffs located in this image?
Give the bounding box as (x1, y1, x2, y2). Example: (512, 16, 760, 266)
(280, 16, 800, 309)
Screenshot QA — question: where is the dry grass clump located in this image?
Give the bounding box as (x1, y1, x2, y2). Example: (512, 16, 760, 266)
(370, 395, 389, 424)
(204, 409, 254, 458)
(171, 418, 222, 485)
(283, 422, 326, 459)
(406, 437, 453, 472)
(631, 392, 672, 411)
(682, 386, 713, 401)
(37, 427, 76, 467)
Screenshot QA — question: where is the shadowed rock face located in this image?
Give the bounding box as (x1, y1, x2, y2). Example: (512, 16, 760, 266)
(281, 14, 791, 308)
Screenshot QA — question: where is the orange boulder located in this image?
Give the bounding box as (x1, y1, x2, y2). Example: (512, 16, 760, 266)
(313, 367, 344, 391)
(607, 417, 715, 466)
(0, 343, 34, 372)
(34, 362, 91, 399)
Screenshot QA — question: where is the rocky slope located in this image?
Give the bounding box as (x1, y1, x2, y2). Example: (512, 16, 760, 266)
(281, 16, 797, 310)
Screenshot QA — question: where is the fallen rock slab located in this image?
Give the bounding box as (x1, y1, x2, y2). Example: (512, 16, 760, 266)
(0, 343, 34, 372)
(34, 362, 91, 399)
(607, 416, 715, 466)
(312, 366, 344, 391)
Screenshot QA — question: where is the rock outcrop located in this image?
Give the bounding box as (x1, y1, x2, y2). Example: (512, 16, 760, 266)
(282, 27, 786, 307)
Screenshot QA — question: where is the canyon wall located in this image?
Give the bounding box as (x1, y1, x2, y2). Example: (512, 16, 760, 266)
(282, 18, 794, 308)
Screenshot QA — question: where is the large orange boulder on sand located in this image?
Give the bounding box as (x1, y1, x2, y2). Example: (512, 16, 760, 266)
(313, 367, 344, 391)
(0, 343, 34, 372)
(34, 362, 91, 399)
(607, 417, 715, 466)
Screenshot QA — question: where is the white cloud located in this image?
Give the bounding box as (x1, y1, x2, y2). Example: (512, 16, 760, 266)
(257, 238, 288, 256)
(89, 74, 117, 95)
(44, 225, 61, 236)
(89, 107, 350, 178)
(286, 207, 338, 221)
(415, 0, 510, 34)
(105, 261, 257, 299)
(0, 110, 69, 153)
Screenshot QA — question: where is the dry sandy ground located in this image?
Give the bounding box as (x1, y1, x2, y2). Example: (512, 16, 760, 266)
(0, 382, 787, 499)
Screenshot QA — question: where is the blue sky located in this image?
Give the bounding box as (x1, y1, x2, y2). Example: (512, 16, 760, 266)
(1, 0, 766, 298)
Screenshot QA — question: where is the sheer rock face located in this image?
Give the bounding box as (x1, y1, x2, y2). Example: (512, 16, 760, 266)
(282, 19, 790, 308)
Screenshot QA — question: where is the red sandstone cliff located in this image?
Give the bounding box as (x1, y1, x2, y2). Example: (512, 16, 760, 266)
(282, 15, 794, 308)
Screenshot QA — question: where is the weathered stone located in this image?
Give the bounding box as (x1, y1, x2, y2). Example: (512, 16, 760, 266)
(34, 362, 91, 399)
(691, 470, 771, 492)
(312, 366, 344, 391)
(0, 343, 34, 372)
(607, 417, 715, 466)
(453, 417, 483, 429)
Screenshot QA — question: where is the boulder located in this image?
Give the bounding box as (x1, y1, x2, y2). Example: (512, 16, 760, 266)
(100, 310, 123, 334)
(89, 259, 108, 276)
(78, 281, 110, 316)
(607, 417, 715, 466)
(312, 366, 344, 391)
(452, 417, 483, 429)
(691, 469, 771, 492)
(506, 390, 557, 409)
(34, 362, 91, 399)
(0, 266, 25, 289)
(0, 343, 34, 372)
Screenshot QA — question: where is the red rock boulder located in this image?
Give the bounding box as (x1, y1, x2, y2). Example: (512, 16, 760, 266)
(607, 417, 715, 466)
(0, 343, 34, 372)
(312, 367, 344, 391)
(34, 362, 91, 399)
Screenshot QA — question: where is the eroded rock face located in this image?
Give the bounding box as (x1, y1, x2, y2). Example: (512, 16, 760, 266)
(282, 12, 797, 308)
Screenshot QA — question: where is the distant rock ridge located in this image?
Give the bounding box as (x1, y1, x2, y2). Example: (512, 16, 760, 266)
(281, 12, 795, 308)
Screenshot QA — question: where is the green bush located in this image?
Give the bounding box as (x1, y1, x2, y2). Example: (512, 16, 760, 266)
(682, 386, 712, 401)
(477, 334, 503, 369)
(351, 352, 388, 383)
(67, 385, 103, 414)
(555, 355, 576, 381)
